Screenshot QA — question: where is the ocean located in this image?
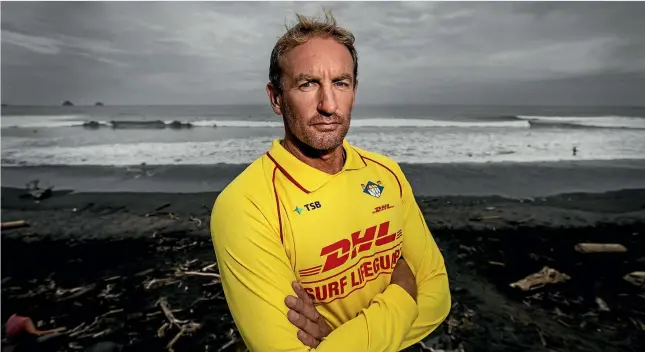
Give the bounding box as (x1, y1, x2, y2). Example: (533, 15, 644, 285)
(2, 104, 645, 197)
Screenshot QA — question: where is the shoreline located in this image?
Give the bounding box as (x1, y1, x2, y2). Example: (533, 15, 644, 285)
(2, 187, 644, 351)
(3, 158, 645, 198)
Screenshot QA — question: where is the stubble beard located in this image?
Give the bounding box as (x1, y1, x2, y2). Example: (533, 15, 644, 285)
(282, 101, 351, 153)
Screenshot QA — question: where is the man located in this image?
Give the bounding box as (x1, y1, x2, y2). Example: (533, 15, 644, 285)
(210, 10, 451, 351)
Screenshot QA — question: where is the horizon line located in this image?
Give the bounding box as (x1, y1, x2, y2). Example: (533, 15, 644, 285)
(3, 103, 645, 108)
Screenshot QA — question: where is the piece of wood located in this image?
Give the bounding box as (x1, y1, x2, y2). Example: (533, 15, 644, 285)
(574, 243, 627, 253)
(156, 297, 201, 352)
(470, 215, 502, 222)
(189, 217, 202, 227)
(595, 297, 610, 311)
(58, 284, 96, 301)
(181, 271, 221, 278)
(623, 271, 645, 288)
(1, 220, 27, 230)
(167, 327, 187, 351)
(510, 266, 571, 291)
(201, 263, 218, 272)
(507, 215, 534, 225)
(145, 278, 180, 290)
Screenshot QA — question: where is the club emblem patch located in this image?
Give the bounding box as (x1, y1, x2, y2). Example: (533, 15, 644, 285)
(361, 181, 384, 198)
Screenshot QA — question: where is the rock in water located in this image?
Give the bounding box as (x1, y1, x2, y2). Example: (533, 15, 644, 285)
(83, 121, 102, 129)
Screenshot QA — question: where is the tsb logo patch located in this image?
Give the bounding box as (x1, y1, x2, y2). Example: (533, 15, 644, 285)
(294, 201, 322, 215)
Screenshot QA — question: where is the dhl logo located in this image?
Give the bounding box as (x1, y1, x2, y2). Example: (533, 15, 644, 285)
(298, 221, 402, 277)
(372, 203, 394, 214)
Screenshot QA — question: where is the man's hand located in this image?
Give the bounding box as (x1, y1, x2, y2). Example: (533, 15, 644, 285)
(390, 258, 417, 302)
(285, 281, 332, 348)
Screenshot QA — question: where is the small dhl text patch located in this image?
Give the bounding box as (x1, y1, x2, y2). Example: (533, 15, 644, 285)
(372, 203, 394, 214)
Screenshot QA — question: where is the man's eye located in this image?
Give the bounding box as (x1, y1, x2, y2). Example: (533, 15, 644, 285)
(334, 81, 350, 88)
(300, 82, 315, 88)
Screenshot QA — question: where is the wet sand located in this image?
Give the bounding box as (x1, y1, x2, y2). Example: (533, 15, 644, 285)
(4, 159, 645, 198)
(2, 187, 644, 351)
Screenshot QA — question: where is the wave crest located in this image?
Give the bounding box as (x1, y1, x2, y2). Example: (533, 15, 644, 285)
(519, 115, 645, 130)
(3, 115, 644, 130)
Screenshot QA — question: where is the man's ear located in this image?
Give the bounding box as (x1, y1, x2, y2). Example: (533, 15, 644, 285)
(266, 83, 283, 116)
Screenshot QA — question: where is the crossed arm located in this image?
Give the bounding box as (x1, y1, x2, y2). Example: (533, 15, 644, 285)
(210, 176, 451, 351)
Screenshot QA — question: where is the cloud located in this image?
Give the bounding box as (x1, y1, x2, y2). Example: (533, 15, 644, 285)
(2, 28, 126, 67)
(2, 30, 61, 55)
(2, 1, 644, 105)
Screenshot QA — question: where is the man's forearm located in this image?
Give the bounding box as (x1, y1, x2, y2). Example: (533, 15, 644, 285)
(311, 284, 419, 351)
(400, 269, 451, 349)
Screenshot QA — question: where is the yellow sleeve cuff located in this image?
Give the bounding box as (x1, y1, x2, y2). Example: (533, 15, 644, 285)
(382, 284, 419, 326)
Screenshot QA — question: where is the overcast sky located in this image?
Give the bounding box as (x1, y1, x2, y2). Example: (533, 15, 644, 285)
(2, 1, 644, 106)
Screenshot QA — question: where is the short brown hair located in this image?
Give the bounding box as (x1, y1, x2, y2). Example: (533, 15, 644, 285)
(269, 9, 359, 93)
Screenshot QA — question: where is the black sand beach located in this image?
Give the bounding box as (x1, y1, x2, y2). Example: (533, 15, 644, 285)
(4, 160, 645, 198)
(2, 187, 644, 351)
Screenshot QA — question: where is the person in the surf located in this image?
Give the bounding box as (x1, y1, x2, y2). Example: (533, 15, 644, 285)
(4, 307, 66, 351)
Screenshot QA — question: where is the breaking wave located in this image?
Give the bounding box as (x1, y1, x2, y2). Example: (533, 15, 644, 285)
(3, 128, 645, 167)
(2, 117, 529, 129)
(2, 115, 644, 130)
(518, 115, 645, 130)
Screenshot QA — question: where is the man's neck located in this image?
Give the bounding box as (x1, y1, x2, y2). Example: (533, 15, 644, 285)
(281, 136, 346, 175)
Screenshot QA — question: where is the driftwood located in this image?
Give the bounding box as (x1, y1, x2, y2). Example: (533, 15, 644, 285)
(201, 263, 218, 272)
(145, 278, 180, 290)
(157, 297, 201, 352)
(471, 214, 535, 225)
(217, 329, 239, 352)
(510, 266, 571, 291)
(181, 271, 221, 279)
(1, 220, 28, 230)
(417, 339, 466, 352)
(57, 284, 96, 301)
(623, 271, 645, 288)
(595, 297, 610, 311)
(144, 264, 221, 290)
(470, 215, 502, 222)
(145, 203, 171, 217)
(188, 216, 202, 227)
(574, 243, 627, 253)
(506, 215, 534, 225)
(68, 314, 112, 339)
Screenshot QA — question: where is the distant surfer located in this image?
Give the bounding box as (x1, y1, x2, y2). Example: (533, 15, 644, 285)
(573, 146, 578, 156)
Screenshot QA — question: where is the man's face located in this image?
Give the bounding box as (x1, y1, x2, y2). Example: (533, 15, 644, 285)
(267, 37, 357, 151)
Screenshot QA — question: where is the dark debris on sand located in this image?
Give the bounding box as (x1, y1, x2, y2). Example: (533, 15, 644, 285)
(1, 235, 244, 351)
(2, 187, 645, 351)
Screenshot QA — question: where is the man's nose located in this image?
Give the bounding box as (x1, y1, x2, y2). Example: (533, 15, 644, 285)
(317, 83, 338, 117)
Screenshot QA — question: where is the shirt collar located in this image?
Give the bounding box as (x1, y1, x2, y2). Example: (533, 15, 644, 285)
(266, 139, 367, 194)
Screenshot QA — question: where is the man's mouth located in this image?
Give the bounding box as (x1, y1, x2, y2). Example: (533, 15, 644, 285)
(312, 122, 341, 131)
(311, 121, 341, 126)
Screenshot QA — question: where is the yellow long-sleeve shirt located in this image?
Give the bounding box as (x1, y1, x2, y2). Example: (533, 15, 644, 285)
(210, 139, 451, 351)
